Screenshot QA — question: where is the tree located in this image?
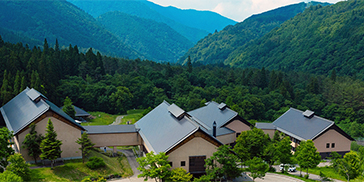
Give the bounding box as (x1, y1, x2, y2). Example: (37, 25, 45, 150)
(275, 137, 292, 173)
(6, 153, 31, 181)
(336, 151, 361, 181)
(205, 145, 242, 181)
(76, 132, 95, 163)
(294, 140, 321, 176)
(137, 151, 171, 182)
(22, 123, 43, 164)
(234, 128, 270, 162)
(187, 56, 192, 73)
(40, 119, 62, 169)
(0, 127, 14, 172)
(62, 96, 76, 119)
(167, 167, 193, 182)
(246, 157, 269, 181)
(0, 171, 22, 182)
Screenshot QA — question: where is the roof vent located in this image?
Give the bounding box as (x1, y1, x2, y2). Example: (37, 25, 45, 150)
(168, 103, 185, 119)
(218, 103, 227, 110)
(303, 110, 315, 118)
(26, 88, 47, 102)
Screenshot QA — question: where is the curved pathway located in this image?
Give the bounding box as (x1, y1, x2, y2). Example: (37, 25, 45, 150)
(110, 115, 124, 125)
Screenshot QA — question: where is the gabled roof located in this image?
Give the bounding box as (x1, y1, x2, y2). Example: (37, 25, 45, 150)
(135, 101, 222, 154)
(188, 101, 238, 129)
(273, 108, 335, 140)
(0, 88, 84, 134)
(255, 122, 276, 130)
(73, 105, 90, 117)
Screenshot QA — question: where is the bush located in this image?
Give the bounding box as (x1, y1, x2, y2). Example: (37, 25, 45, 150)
(6, 153, 30, 181)
(268, 166, 276, 172)
(0, 171, 22, 182)
(86, 157, 106, 169)
(304, 174, 309, 179)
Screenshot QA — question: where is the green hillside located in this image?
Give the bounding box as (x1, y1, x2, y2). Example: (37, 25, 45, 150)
(0, 0, 141, 59)
(67, 0, 209, 43)
(229, 0, 364, 78)
(97, 11, 193, 63)
(178, 2, 329, 65)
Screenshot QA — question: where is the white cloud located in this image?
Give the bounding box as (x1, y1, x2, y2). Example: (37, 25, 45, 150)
(148, 0, 343, 22)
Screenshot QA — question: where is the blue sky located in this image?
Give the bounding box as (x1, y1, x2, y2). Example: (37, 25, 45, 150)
(148, 0, 342, 22)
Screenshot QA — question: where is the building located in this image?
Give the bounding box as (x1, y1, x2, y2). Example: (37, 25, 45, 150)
(135, 101, 251, 174)
(256, 108, 354, 158)
(0, 88, 85, 162)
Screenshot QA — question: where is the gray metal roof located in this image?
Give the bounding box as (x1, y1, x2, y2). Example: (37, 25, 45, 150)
(255, 122, 276, 130)
(73, 105, 90, 117)
(135, 101, 199, 153)
(168, 103, 185, 119)
(25, 88, 47, 101)
(0, 88, 84, 134)
(272, 108, 334, 140)
(84, 125, 136, 134)
(188, 101, 238, 129)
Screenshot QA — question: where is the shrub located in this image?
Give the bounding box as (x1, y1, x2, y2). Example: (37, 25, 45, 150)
(268, 166, 276, 172)
(304, 174, 309, 179)
(86, 157, 106, 169)
(0, 170, 22, 182)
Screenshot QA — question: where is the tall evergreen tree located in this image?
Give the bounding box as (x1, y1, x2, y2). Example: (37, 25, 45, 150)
(40, 119, 62, 169)
(13, 71, 21, 96)
(22, 124, 43, 164)
(1, 70, 12, 105)
(76, 132, 94, 163)
(62, 96, 76, 119)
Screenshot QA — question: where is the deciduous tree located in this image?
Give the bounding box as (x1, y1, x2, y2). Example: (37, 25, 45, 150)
(246, 157, 269, 182)
(136, 151, 171, 182)
(295, 140, 321, 176)
(0, 127, 14, 172)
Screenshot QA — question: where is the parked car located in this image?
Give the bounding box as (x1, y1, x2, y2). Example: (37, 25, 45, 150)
(280, 164, 296, 172)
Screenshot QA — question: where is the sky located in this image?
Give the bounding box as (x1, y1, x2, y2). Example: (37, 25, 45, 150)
(148, 0, 343, 22)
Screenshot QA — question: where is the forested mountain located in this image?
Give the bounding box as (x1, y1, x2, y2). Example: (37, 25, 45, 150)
(229, 0, 364, 79)
(67, 0, 235, 43)
(1, 39, 364, 139)
(97, 11, 193, 62)
(142, 1, 237, 33)
(179, 1, 330, 65)
(0, 0, 141, 59)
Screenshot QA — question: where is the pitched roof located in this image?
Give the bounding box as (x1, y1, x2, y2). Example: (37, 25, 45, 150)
(73, 105, 90, 117)
(255, 122, 276, 130)
(272, 108, 335, 140)
(0, 88, 84, 134)
(188, 101, 238, 129)
(84, 125, 136, 134)
(135, 101, 222, 154)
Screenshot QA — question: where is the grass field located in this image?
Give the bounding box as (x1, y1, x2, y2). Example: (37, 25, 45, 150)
(120, 109, 144, 125)
(81, 110, 144, 126)
(298, 166, 346, 181)
(30, 150, 133, 181)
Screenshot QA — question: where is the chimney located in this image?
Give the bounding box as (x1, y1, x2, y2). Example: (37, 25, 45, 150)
(213, 121, 216, 137)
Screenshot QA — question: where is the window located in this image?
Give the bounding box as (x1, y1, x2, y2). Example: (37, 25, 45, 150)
(331, 143, 335, 148)
(181, 161, 185, 166)
(326, 143, 330, 148)
(169, 162, 172, 167)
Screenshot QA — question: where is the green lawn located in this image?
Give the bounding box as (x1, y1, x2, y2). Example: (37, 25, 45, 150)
(30, 150, 133, 181)
(120, 109, 144, 125)
(298, 166, 346, 181)
(81, 112, 118, 126)
(273, 172, 316, 182)
(81, 110, 144, 126)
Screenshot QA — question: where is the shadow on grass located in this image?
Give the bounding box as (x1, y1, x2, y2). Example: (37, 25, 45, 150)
(53, 164, 89, 181)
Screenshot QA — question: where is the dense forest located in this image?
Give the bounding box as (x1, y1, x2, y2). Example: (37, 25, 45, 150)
(228, 0, 364, 79)
(178, 1, 330, 65)
(1, 38, 364, 139)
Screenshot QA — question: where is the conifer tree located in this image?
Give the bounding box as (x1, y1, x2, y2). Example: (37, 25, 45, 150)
(76, 132, 94, 163)
(1, 70, 12, 105)
(62, 97, 76, 119)
(20, 76, 26, 92)
(40, 119, 62, 169)
(13, 71, 20, 96)
(22, 124, 43, 164)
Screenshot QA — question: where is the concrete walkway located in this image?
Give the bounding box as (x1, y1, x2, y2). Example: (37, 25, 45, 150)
(110, 116, 124, 125)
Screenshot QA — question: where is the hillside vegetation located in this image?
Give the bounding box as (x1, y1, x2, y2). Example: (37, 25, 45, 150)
(179, 1, 330, 65)
(97, 11, 193, 63)
(67, 0, 210, 43)
(1, 39, 364, 139)
(229, 0, 364, 79)
(0, 0, 140, 59)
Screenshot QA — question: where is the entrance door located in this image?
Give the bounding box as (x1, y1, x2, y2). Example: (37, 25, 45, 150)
(189, 156, 206, 173)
